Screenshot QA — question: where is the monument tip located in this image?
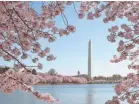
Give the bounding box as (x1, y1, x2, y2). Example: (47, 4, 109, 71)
(89, 39, 91, 43)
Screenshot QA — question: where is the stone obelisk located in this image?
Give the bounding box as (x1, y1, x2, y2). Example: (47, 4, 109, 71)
(88, 40, 92, 80)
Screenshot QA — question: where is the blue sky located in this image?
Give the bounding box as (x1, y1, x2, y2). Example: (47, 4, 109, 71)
(0, 2, 136, 76)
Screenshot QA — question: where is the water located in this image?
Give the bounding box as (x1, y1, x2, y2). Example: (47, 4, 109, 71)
(0, 84, 126, 104)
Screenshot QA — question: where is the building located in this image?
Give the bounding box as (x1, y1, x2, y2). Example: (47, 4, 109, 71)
(88, 40, 92, 80)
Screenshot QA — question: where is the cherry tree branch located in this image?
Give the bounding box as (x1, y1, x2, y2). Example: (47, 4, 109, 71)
(0, 45, 29, 71)
(56, 2, 68, 26)
(2, 2, 24, 52)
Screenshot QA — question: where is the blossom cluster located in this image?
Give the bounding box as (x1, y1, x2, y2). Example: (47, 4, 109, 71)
(76, 1, 139, 71)
(0, 69, 56, 102)
(77, 1, 139, 103)
(0, 68, 87, 102)
(106, 72, 139, 104)
(0, 1, 75, 70)
(38, 73, 87, 84)
(1, 1, 139, 104)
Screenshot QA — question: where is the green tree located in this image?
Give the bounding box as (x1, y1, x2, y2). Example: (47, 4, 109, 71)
(47, 68, 58, 76)
(112, 74, 122, 80)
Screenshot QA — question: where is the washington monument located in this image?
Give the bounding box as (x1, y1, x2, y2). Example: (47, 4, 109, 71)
(88, 40, 92, 80)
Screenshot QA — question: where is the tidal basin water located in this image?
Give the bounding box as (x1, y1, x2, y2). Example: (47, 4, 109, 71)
(0, 84, 126, 104)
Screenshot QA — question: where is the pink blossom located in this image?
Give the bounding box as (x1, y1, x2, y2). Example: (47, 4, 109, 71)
(124, 27, 132, 32)
(128, 65, 131, 69)
(38, 63, 43, 69)
(3, 55, 12, 61)
(32, 47, 40, 53)
(67, 25, 76, 33)
(66, 1, 73, 5)
(47, 54, 56, 61)
(0, 25, 7, 32)
(119, 40, 124, 46)
(124, 32, 133, 39)
(103, 18, 109, 23)
(107, 34, 115, 42)
(44, 47, 50, 54)
(32, 58, 38, 63)
(16, 2, 23, 8)
(38, 51, 46, 58)
(115, 84, 121, 95)
(87, 12, 94, 20)
(111, 26, 119, 32)
(121, 24, 128, 29)
(81, 2, 86, 7)
(48, 36, 56, 42)
(21, 53, 28, 59)
(34, 91, 56, 102)
(78, 13, 85, 19)
(46, 21, 54, 28)
(117, 46, 124, 52)
(134, 30, 139, 34)
(118, 32, 124, 37)
(58, 29, 69, 36)
(14, 63, 24, 69)
(100, 4, 105, 10)
(127, 73, 134, 78)
(40, 22, 47, 29)
(79, 9, 85, 14)
(94, 13, 100, 18)
(51, 27, 58, 34)
(42, 32, 50, 38)
(1, 1, 139, 104)
(34, 43, 41, 49)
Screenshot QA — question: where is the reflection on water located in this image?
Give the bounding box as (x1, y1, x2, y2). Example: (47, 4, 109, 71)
(0, 84, 119, 104)
(86, 88, 93, 104)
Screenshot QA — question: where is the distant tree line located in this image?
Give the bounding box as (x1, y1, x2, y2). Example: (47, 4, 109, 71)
(0, 66, 126, 81)
(74, 73, 127, 81)
(93, 74, 126, 81)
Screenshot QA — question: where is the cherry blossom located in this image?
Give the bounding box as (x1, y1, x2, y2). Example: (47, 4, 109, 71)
(67, 25, 76, 33)
(87, 12, 94, 20)
(37, 63, 42, 70)
(38, 73, 87, 84)
(75, 1, 139, 103)
(47, 54, 56, 61)
(38, 51, 46, 58)
(1, 1, 139, 104)
(0, 69, 57, 102)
